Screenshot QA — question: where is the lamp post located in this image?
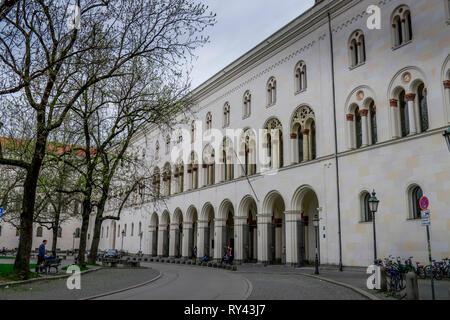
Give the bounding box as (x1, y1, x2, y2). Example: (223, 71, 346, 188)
(313, 214, 320, 275)
(443, 127, 450, 153)
(368, 190, 380, 264)
(121, 229, 125, 252)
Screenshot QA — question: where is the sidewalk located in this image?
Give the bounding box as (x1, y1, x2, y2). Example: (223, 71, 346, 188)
(236, 264, 450, 300)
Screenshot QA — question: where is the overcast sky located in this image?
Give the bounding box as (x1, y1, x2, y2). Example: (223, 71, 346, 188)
(189, 0, 315, 89)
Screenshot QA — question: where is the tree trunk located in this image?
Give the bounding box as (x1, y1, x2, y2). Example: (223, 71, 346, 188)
(77, 199, 91, 267)
(13, 133, 47, 278)
(51, 227, 58, 254)
(88, 213, 103, 264)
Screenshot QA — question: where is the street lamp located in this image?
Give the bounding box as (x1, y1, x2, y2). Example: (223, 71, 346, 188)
(313, 214, 320, 275)
(443, 127, 450, 153)
(368, 190, 380, 264)
(121, 229, 125, 252)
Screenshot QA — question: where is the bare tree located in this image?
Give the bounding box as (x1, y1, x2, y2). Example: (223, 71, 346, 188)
(0, 0, 215, 277)
(0, 0, 17, 21)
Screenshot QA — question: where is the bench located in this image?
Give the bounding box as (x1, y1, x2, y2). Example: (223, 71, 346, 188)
(126, 260, 140, 268)
(37, 258, 62, 274)
(102, 258, 118, 267)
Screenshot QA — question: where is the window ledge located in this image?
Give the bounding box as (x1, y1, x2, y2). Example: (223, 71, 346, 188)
(242, 114, 250, 120)
(295, 89, 307, 95)
(406, 218, 421, 222)
(266, 102, 276, 108)
(349, 61, 365, 70)
(358, 221, 372, 224)
(392, 39, 413, 51)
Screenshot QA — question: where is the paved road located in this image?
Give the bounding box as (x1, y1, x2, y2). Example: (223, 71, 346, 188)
(96, 263, 367, 300)
(95, 263, 251, 300)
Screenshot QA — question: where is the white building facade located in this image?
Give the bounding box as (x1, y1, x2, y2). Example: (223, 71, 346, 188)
(92, 0, 450, 267)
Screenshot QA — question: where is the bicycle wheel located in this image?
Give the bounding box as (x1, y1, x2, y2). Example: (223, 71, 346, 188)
(434, 269, 443, 280)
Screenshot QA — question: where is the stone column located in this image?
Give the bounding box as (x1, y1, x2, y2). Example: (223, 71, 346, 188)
(197, 220, 208, 259)
(346, 114, 354, 149)
(182, 222, 192, 259)
(290, 133, 298, 164)
(158, 224, 168, 257)
(285, 210, 301, 266)
(169, 222, 178, 258)
(214, 218, 226, 261)
(390, 99, 399, 138)
(359, 109, 369, 147)
(257, 213, 272, 264)
(234, 216, 246, 263)
(405, 93, 417, 135)
(302, 129, 310, 161)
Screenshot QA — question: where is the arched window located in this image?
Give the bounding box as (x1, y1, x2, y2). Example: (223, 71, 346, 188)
(131, 223, 134, 236)
(354, 106, 362, 149)
(124, 224, 127, 236)
(206, 112, 212, 131)
(264, 118, 283, 169)
(165, 135, 170, 154)
(391, 5, 413, 48)
(348, 31, 366, 67)
(310, 121, 316, 160)
(57, 227, 62, 238)
(163, 163, 172, 196)
(241, 129, 256, 176)
(155, 141, 160, 160)
(153, 167, 161, 197)
(106, 226, 109, 238)
(409, 185, 423, 220)
(223, 103, 230, 128)
(191, 121, 196, 143)
(202, 145, 215, 186)
(417, 83, 429, 132)
(361, 192, 373, 222)
(75, 228, 81, 238)
(243, 90, 251, 118)
(36, 226, 43, 237)
(291, 106, 316, 162)
(399, 90, 409, 137)
(188, 152, 199, 190)
(101, 227, 104, 238)
(139, 222, 142, 235)
(175, 160, 184, 193)
(118, 225, 120, 237)
(295, 61, 307, 93)
(266, 77, 276, 106)
(369, 101, 378, 145)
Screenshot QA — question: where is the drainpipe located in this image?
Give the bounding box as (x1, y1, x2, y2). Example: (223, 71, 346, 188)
(328, 12, 343, 271)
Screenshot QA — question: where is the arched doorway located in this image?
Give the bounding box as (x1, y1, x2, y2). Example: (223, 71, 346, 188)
(292, 186, 320, 265)
(173, 209, 183, 258)
(263, 191, 286, 264)
(186, 206, 198, 258)
(202, 203, 215, 259)
(160, 211, 170, 257)
(219, 199, 235, 260)
(239, 195, 258, 263)
(150, 212, 159, 257)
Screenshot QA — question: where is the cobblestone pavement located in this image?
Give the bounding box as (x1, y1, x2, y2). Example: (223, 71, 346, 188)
(0, 267, 159, 300)
(236, 264, 450, 300)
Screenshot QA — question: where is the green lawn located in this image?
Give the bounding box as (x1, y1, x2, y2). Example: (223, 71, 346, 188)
(0, 256, 15, 259)
(0, 264, 39, 282)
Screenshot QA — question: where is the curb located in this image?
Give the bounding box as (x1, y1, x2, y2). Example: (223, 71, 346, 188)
(243, 278, 253, 300)
(0, 267, 103, 288)
(299, 273, 380, 300)
(81, 270, 162, 300)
